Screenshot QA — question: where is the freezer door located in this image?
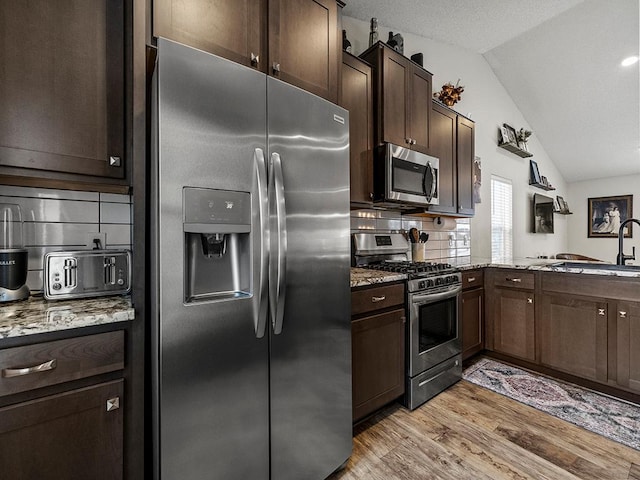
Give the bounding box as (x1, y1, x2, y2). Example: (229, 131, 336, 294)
(153, 38, 269, 480)
(267, 77, 352, 480)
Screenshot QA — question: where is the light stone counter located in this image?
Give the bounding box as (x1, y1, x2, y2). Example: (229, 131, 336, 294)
(457, 257, 640, 278)
(350, 268, 407, 288)
(0, 295, 134, 341)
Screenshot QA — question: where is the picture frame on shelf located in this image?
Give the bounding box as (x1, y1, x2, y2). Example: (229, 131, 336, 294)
(556, 195, 569, 213)
(553, 198, 561, 212)
(529, 160, 542, 184)
(588, 194, 633, 238)
(541, 176, 548, 187)
(502, 123, 517, 145)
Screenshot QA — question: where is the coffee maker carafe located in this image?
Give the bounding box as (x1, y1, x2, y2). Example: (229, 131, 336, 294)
(0, 204, 29, 302)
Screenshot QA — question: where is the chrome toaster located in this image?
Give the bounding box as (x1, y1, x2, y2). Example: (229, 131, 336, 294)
(43, 250, 131, 300)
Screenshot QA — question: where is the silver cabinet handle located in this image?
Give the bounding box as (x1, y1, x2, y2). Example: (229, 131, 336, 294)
(405, 138, 412, 145)
(372, 296, 386, 303)
(109, 156, 121, 167)
(507, 278, 522, 283)
(467, 277, 476, 282)
(254, 148, 269, 339)
(106, 397, 120, 412)
(250, 52, 259, 67)
(272, 62, 281, 73)
(527, 298, 533, 304)
(598, 308, 606, 316)
(411, 139, 417, 145)
(2, 359, 57, 378)
(269, 152, 287, 335)
(620, 311, 627, 318)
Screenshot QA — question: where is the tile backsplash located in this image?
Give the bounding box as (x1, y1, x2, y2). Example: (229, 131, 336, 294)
(0, 186, 132, 293)
(351, 209, 471, 265)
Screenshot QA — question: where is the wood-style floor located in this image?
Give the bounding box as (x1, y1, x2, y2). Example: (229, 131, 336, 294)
(328, 380, 640, 480)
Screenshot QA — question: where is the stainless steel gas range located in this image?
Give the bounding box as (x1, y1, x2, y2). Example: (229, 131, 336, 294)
(353, 233, 462, 410)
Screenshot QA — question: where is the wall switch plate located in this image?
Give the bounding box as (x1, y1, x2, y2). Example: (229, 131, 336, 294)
(86, 232, 106, 249)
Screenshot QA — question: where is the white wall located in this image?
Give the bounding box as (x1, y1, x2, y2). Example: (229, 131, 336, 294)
(343, 17, 569, 260)
(567, 175, 640, 263)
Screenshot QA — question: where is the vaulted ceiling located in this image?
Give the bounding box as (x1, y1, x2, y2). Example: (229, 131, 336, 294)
(343, 0, 640, 182)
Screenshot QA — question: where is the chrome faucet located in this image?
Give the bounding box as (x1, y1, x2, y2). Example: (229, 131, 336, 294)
(616, 218, 640, 265)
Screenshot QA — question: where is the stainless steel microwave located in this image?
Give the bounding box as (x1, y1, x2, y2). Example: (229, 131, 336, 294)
(373, 143, 439, 208)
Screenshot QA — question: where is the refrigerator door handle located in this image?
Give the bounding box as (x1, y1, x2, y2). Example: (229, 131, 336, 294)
(269, 152, 287, 335)
(254, 148, 269, 338)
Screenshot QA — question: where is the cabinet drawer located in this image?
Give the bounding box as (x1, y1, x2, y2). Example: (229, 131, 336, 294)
(351, 283, 405, 316)
(462, 269, 483, 290)
(493, 270, 534, 290)
(0, 331, 124, 397)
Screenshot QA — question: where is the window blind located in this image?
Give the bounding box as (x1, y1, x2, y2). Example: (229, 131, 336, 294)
(491, 176, 513, 263)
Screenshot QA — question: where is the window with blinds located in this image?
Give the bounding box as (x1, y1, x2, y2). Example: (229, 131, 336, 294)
(491, 176, 513, 263)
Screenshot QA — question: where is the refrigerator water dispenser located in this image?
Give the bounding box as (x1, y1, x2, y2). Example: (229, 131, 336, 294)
(183, 187, 251, 303)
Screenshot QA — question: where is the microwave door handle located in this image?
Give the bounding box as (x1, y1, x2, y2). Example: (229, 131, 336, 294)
(254, 148, 269, 339)
(423, 161, 437, 203)
(269, 152, 287, 335)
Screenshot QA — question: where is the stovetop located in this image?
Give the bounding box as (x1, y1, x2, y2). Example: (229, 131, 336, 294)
(364, 261, 455, 276)
(360, 261, 461, 293)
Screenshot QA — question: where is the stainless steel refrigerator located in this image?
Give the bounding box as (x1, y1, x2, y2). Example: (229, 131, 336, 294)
(150, 38, 352, 480)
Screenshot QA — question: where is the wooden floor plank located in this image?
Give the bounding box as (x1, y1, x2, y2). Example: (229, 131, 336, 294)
(328, 381, 640, 480)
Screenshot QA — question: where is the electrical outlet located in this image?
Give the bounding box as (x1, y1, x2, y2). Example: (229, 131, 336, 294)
(86, 232, 106, 250)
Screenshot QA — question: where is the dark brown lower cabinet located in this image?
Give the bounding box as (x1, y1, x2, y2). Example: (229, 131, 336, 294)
(0, 379, 124, 480)
(352, 308, 405, 422)
(539, 295, 608, 382)
(461, 287, 483, 361)
(616, 301, 640, 392)
(492, 288, 535, 362)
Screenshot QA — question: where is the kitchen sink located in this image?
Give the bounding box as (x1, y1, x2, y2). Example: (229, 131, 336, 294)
(551, 261, 640, 271)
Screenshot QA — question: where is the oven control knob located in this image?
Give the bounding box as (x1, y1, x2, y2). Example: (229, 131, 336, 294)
(435, 278, 443, 286)
(427, 279, 434, 287)
(418, 281, 426, 289)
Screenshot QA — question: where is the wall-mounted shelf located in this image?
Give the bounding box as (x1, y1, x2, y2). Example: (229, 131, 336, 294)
(530, 182, 556, 191)
(554, 210, 573, 215)
(498, 141, 533, 158)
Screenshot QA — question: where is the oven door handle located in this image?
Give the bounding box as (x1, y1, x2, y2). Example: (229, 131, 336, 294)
(411, 287, 460, 305)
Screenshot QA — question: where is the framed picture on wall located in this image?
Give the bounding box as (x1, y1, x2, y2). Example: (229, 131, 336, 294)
(588, 194, 633, 238)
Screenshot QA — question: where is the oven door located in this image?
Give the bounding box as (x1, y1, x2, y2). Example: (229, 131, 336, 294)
(408, 285, 460, 378)
(383, 143, 439, 206)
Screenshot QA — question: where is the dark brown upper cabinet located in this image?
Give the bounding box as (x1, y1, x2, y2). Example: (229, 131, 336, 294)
(154, 0, 266, 71)
(339, 52, 373, 205)
(154, 0, 341, 103)
(428, 101, 475, 216)
(0, 0, 127, 189)
(360, 42, 432, 155)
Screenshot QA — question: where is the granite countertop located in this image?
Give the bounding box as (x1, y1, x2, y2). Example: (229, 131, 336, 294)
(0, 295, 134, 340)
(458, 257, 640, 278)
(350, 268, 406, 288)
(351, 258, 640, 288)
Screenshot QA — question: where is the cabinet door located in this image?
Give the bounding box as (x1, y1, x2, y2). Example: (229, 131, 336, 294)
(154, 0, 265, 70)
(0, 0, 125, 180)
(380, 48, 409, 148)
(428, 102, 457, 214)
(340, 53, 373, 204)
(461, 288, 483, 361)
(493, 288, 535, 361)
(408, 66, 432, 155)
(269, 0, 339, 103)
(352, 308, 405, 421)
(616, 301, 640, 392)
(0, 380, 123, 480)
(456, 116, 475, 215)
(539, 295, 608, 382)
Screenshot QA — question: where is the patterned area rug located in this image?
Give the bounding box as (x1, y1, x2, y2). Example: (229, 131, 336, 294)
(463, 358, 640, 451)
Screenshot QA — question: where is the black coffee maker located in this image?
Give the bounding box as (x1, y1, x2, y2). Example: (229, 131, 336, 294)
(0, 204, 29, 302)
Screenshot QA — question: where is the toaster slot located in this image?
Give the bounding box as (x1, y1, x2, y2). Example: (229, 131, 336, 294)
(63, 258, 77, 288)
(104, 256, 116, 285)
